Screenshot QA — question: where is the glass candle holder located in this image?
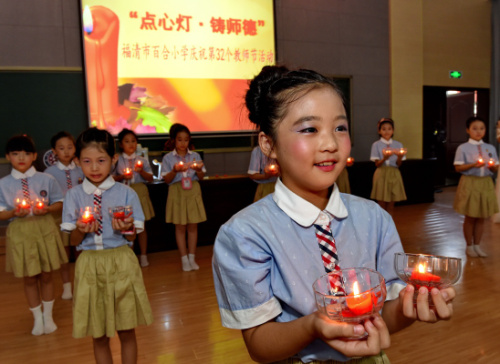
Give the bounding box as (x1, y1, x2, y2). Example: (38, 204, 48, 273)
(79, 206, 98, 224)
(394, 252, 462, 304)
(109, 205, 134, 234)
(346, 157, 354, 167)
(382, 148, 393, 157)
(15, 198, 32, 210)
(313, 268, 386, 338)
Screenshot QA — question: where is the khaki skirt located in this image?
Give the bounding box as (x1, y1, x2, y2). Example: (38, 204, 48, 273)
(6, 214, 68, 278)
(130, 182, 155, 221)
(336, 168, 351, 194)
(453, 175, 499, 218)
(73, 245, 153, 338)
(254, 181, 276, 202)
(272, 351, 390, 364)
(166, 181, 207, 225)
(52, 211, 70, 247)
(370, 166, 407, 202)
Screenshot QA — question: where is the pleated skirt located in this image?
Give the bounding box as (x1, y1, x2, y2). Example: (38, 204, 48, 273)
(453, 175, 499, 218)
(370, 166, 407, 202)
(6, 214, 68, 278)
(166, 181, 207, 225)
(73, 245, 153, 338)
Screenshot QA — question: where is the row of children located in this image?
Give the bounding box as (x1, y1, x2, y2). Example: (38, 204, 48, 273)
(0, 124, 206, 363)
(248, 111, 498, 260)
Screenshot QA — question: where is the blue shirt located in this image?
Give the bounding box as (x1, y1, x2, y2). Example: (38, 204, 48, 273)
(454, 139, 498, 177)
(370, 138, 406, 167)
(61, 176, 145, 251)
(212, 179, 405, 362)
(113, 153, 153, 184)
(161, 149, 206, 185)
(247, 146, 278, 184)
(44, 161, 84, 196)
(0, 166, 63, 217)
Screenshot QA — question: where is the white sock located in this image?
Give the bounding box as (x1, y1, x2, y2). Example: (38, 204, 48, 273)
(140, 255, 149, 267)
(61, 282, 73, 300)
(29, 304, 44, 336)
(188, 254, 199, 270)
(42, 300, 58, 334)
(181, 255, 192, 271)
(466, 245, 478, 257)
(473, 245, 488, 257)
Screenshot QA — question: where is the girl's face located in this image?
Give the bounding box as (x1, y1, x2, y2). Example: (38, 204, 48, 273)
(175, 131, 190, 154)
(77, 146, 115, 186)
(6, 151, 37, 173)
(467, 120, 486, 141)
(263, 87, 351, 207)
(53, 137, 76, 165)
(379, 123, 394, 141)
(120, 133, 138, 155)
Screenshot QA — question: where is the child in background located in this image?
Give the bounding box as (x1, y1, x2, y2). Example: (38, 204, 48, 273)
(212, 66, 455, 363)
(61, 127, 153, 364)
(370, 118, 407, 215)
(161, 123, 207, 271)
(453, 116, 498, 257)
(0, 135, 67, 335)
(113, 128, 155, 267)
(248, 145, 279, 201)
(336, 157, 353, 194)
(44, 131, 84, 299)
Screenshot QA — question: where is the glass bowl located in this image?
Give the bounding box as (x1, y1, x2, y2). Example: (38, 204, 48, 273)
(394, 252, 462, 303)
(312, 268, 386, 324)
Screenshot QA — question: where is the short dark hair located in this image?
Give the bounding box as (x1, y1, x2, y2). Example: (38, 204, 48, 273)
(164, 123, 193, 151)
(75, 128, 115, 158)
(5, 135, 36, 154)
(50, 131, 75, 149)
(466, 116, 486, 129)
(377, 117, 394, 130)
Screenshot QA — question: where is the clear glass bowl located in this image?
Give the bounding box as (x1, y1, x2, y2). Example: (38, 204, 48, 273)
(394, 252, 462, 303)
(312, 268, 386, 324)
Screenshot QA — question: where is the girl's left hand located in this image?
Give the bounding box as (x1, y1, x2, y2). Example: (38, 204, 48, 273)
(111, 216, 134, 231)
(32, 205, 49, 216)
(190, 161, 204, 171)
(399, 284, 455, 323)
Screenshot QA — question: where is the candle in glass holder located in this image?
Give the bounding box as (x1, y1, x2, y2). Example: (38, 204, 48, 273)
(478, 157, 484, 164)
(16, 198, 31, 210)
(409, 263, 441, 284)
(81, 208, 95, 224)
(488, 158, 495, 167)
(383, 148, 393, 157)
(269, 164, 277, 172)
(346, 157, 354, 167)
(191, 161, 198, 169)
(344, 281, 374, 316)
(123, 167, 132, 177)
(35, 201, 45, 210)
(135, 160, 143, 169)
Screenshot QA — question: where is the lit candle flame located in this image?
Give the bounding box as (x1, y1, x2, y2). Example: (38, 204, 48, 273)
(83, 6, 93, 34)
(418, 263, 426, 273)
(352, 281, 360, 295)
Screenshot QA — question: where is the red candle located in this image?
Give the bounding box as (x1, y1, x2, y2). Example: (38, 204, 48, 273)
(135, 160, 143, 168)
(409, 264, 441, 283)
(83, 5, 120, 129)
(344, 282, 374, 316)
(346, 157, 354, 166)
(123, 167, 132, 176)
(478, 157, 484, 164)
(488, 158, 495, 167)
(269, 164, 277, 171)
(16, 198, 30, 210)
(113, 211, 125, 220)
(81, 209, 95, 224)
(35, 201, 45, 209)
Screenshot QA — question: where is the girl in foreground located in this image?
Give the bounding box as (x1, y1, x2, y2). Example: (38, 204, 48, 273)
(212, 66, 455, 363)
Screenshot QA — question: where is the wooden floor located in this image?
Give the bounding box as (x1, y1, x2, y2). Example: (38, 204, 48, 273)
(1, 186, 499, 364)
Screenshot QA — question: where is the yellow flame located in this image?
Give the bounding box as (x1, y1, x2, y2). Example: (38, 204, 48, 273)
(83, 6, 93, 34)
(352, 281, 360, 295)
(418, 263, 426, 273)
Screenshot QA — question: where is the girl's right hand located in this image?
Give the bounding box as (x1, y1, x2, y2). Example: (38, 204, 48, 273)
(314, 312, 390, 357)
(174, 162, 188, 172)
(76, 219, 98, 234)
(13, 207, 30, 218)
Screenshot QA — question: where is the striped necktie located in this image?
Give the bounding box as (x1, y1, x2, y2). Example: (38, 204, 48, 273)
(93, 191, 103, 236)
(21, 178, 30, 199)
(314, 222, 340, 273)
(65, 170, 72, 189)
(477, 145, 483, 159)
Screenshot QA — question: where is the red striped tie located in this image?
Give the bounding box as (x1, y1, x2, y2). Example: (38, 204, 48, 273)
(93, 192, 103, 236)
(21, 178, 30, 199)
(315, 223, 340, 273)
(65, 170, 72, 189)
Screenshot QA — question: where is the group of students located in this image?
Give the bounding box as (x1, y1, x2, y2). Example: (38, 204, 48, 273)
(0, 123, 206, 363)
(1, 64, 497, 364)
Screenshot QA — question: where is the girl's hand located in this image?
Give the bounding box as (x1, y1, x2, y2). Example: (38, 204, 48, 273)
(32, 205, 49, 216)
(174, 162, 188, 172)
(474, 159, 485, 168)
(134, 164, 143, 173)
(122, 172, 133, 180)
(111, 216, 134, 231)
(189, 160, 204, 171)
(76, 219, 99, 234)
(13, 207, 30, 218)
(399, 284, 455, 323)
(315, 312, 390, 357)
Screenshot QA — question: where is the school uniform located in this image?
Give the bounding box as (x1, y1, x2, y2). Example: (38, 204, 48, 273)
(61, 176, 153, 338)
(370, 138, 407, 202)
(161, 149, 207, 225)
(45, 161, 84, 246)
(336, 168, 351, 194)
(453, 138, 499, 218)
(248, 146, 278, 201)
(114, 153, 155, 220)
(0, 166, 67, 277)
(213, 179, 405, 363)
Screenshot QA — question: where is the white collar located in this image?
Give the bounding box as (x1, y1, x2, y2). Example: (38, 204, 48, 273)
(122, 152, 136, 160)
(11, 166, 36, 179)
(273, 178, 348, 227)
(82, 175, 115, 195)
(468, 138, 484, 145)
(172, 149, 192, 157)
(57, 160, 76, 171)
(379, 137, 393, 145)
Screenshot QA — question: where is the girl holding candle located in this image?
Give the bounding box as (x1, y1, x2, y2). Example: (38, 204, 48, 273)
(369, 118, 407, 215)
(212, 66, 456, 363)
(44, 131, 84, 300)
(161, 123, 207, 271)
(453, 116, 499, 258)
(61, 128, 153, 364)
(248, 145, 280, 201)
(0, 135, 67, 336)
(113, 128, 155, 267)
